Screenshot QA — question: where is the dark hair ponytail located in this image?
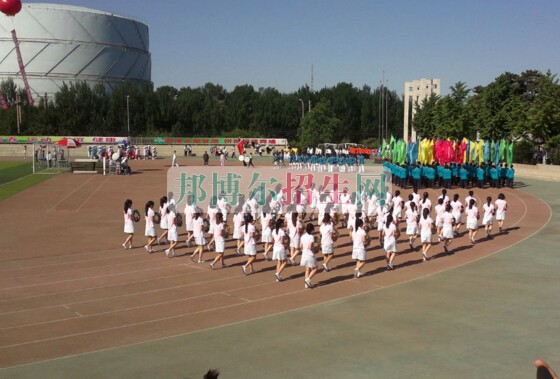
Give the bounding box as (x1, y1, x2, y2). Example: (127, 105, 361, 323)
(386, 214, 393, 228)
(145, 200, 154, 216)
(245, 214, 253, 233)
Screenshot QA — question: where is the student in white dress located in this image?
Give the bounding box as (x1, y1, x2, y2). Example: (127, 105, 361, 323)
(300, 223, 318, 288)
(434, 198, 445, 241)
(411, 187, 421, 209)
(391, 190, 404, 224)
(450, 193, 464, 234)
(320, 214, 336, 272)
(420, 192, 432, 214)
(217, 193, 230, 222)
(346, 193, 358, 232)
(232, 206, 244, 255)
(241, 214, 257, 275)
(260, 207, 273, 261)
(191, 209, 206, 263)
(144, 200, 156, 253)
(418, 208, 434, 261)
(438, 189, 450, 206)
(165, 204, 178, 257)
(405, 202, 419, 250)
(441, 204, 455, 254)
(157, 196, 169, 245)
(122, 199, 134, 249)
(464, 190, 476, 209)
(351, 219, 367, 278)
(376, 204, 389, 245)
(287, 212, 302, 265)
(383, 214, 399, 270)
(184, 197, 195, 246)
(495, 193, 508, 233)
(482, 196, 495, 238)
(465, 198, 479, 244)
(366, 192, 378, 227)
(209, 212, 228, 269)
(271, 218, 288, 282)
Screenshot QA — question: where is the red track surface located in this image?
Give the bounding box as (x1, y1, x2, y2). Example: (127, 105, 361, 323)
(0, 160, 550, 368)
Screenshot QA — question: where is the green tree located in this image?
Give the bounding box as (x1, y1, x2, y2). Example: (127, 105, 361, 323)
(298, 99, 341, 148)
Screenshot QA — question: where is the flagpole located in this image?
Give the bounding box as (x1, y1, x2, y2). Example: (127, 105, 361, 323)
(378, 80, 382, 144)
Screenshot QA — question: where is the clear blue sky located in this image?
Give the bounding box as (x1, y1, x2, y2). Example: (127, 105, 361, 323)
(27, 0, 560, 95)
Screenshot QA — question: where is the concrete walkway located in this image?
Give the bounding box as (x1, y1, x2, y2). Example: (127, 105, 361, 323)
(1, 179, 559, 379)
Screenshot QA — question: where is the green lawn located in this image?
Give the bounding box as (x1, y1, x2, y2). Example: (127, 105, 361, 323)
(0, 161, 56, 201)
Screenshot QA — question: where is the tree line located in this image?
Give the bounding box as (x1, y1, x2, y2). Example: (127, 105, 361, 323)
(0, 78, 403, 148)
(412, 70, 560, 163)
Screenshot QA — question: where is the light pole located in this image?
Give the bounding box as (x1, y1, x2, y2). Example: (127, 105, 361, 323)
(126, 95, 130, 138)
(299, 98, 304, 119)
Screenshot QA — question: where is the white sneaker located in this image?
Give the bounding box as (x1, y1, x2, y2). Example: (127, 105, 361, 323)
(165, 249, 170, 257)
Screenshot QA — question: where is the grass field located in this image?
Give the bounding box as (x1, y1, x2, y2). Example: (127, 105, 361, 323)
(0, 161, 56, 201)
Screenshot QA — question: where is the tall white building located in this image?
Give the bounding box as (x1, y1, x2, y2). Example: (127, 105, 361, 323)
(403, 78, 440, 141)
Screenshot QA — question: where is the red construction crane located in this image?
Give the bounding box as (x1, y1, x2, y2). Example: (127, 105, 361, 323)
(11, 29, 34, 106)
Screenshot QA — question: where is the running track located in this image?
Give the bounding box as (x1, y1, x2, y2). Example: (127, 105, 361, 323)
(0, 160, 551, 368)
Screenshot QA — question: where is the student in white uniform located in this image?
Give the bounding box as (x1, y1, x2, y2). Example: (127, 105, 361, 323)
(320, 214, 336, 272)
(191, 209, 206, 263)
(465, 198, 479, 244)
(346, 193, 358, 232)
(260, 207, 273, 261)
(482, 196, 495, 238)
(418, 208, 434, 261)
(232, 206, 244, 255)
(405, 202, 419, 250)
(383, 214, 399, 270)
(411, 187, 421, 209)
(296, 188, 307, 220)
(438, 189, 450, 206)
(157, 196, 169, 245)
(376, 203, 389, 245)
(495, 193, 508, 233)
(287, 212, 302, 265)
(184, 197, 195, 246)
(300, 223, 318, 288)
(217, 193, 230, 222)
(434, 198, 445, 241)
(165, 204, 178, 257)
(351, 218, 367, 278)
(391, 190, 404, 224)
(420, 192, 432, 214)
(209, 212, 228, 269)
(366, 191, 378, 227)
(441, 204, 455, 254)
(122, 199, 134, 249)
(464, 190, 476, 209)
(241, 214, 257, 275)
(450, 193, 464, 234)
(144, 200, 156, 253)
(309, 184, 320, 220)
(271, 218, 288, 282)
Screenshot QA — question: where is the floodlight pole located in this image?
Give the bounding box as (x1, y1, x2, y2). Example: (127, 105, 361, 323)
(299, 98, 305, 119)
(126, 95, 130, 139)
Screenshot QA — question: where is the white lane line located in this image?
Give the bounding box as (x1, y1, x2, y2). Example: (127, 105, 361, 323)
(46, 176, 96, 213)
(75, 177, 110, 212)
